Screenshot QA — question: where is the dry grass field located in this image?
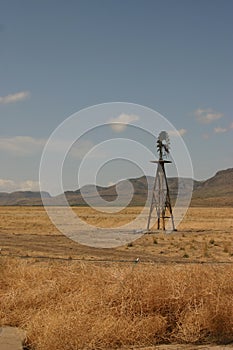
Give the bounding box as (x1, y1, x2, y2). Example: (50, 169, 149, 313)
(1, 259, 233, 349)
(0, 206, 232, 262)
(0, 206, 233, 349)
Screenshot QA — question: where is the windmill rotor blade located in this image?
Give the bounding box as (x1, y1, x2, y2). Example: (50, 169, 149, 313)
(158, 131, 167, 141)
(156, 131, 171, 157)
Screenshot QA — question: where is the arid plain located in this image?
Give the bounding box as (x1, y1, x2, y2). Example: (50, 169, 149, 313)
(0, 206, 232, 262)
(1, 206, 233, 350)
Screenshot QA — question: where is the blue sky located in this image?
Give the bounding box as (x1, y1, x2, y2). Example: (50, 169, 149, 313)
(0, 0, 232, 192)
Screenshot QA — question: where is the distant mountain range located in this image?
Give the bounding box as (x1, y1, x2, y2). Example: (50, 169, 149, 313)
(0, 168, 232, 207)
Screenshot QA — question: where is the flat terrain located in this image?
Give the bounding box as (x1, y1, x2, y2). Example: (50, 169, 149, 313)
(0, 206, 233, 262)
(1, 206, 233, 350)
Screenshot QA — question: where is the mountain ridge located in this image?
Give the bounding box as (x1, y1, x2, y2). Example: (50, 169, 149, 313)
(0, 168, 232, 206)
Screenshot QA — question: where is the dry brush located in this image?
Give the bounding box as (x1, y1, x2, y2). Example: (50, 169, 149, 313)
(0, 258, 233, 349)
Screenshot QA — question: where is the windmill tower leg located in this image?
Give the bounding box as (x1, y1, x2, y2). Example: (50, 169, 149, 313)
(146, 196, 154, 231)
(156, 201, 161, 230)
(162, 208, 166, 230)
(146, 171, 157, 231)
(147, 162, 165, 231)
(157, 211, 160, 229)
(166, 199, 176, 231)
(162, 164, 176, 231)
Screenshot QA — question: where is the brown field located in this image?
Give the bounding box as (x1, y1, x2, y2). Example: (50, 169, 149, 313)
(0, 206, 233, 262)
(0, 206, 233, 349)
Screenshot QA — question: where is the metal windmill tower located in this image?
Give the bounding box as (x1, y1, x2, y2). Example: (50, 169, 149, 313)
(147, 131, 176, 231)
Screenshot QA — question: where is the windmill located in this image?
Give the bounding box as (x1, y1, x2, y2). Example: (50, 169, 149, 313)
(147, 131, 176, 231)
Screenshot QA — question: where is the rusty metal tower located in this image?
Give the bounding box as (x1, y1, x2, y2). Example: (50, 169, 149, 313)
(147, 131, 176, 231)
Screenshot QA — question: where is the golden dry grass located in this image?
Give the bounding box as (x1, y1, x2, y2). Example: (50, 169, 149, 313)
(0, 258, 233, 349)
(0, 206, 233, 349)
(0, 206, 59, 235)
(1, 206, 232, 234)
(0, 206, 233, 262)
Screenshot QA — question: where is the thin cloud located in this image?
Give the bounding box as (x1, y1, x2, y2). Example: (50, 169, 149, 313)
(108, 113, 139, 132)
(194, 108, 223, 124)
(69, 140, 97, 159)
(214, 127, 227, 133)
(0, 178, 39, 192)
(20, 180, 40, 191)
(213, 122, 233, 134)
(0, 136, 45, 156)
(0, 91, 30, 104)
(44, 139, 100, 159)
(0, 179, 16, 192)
(168, 128, 187, 137)
(0, 135, 99, 159)
(202, 133, 209, 139)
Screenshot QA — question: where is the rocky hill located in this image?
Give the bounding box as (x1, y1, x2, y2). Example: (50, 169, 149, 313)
(0, 191, 50, 206)
(191, 168, 233, 206)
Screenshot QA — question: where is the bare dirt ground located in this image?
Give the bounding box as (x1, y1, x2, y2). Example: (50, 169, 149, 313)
(0, 206, 232, 262)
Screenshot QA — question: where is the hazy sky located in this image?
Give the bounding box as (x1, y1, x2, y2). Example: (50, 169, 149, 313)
(0, 0, 232, 192)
